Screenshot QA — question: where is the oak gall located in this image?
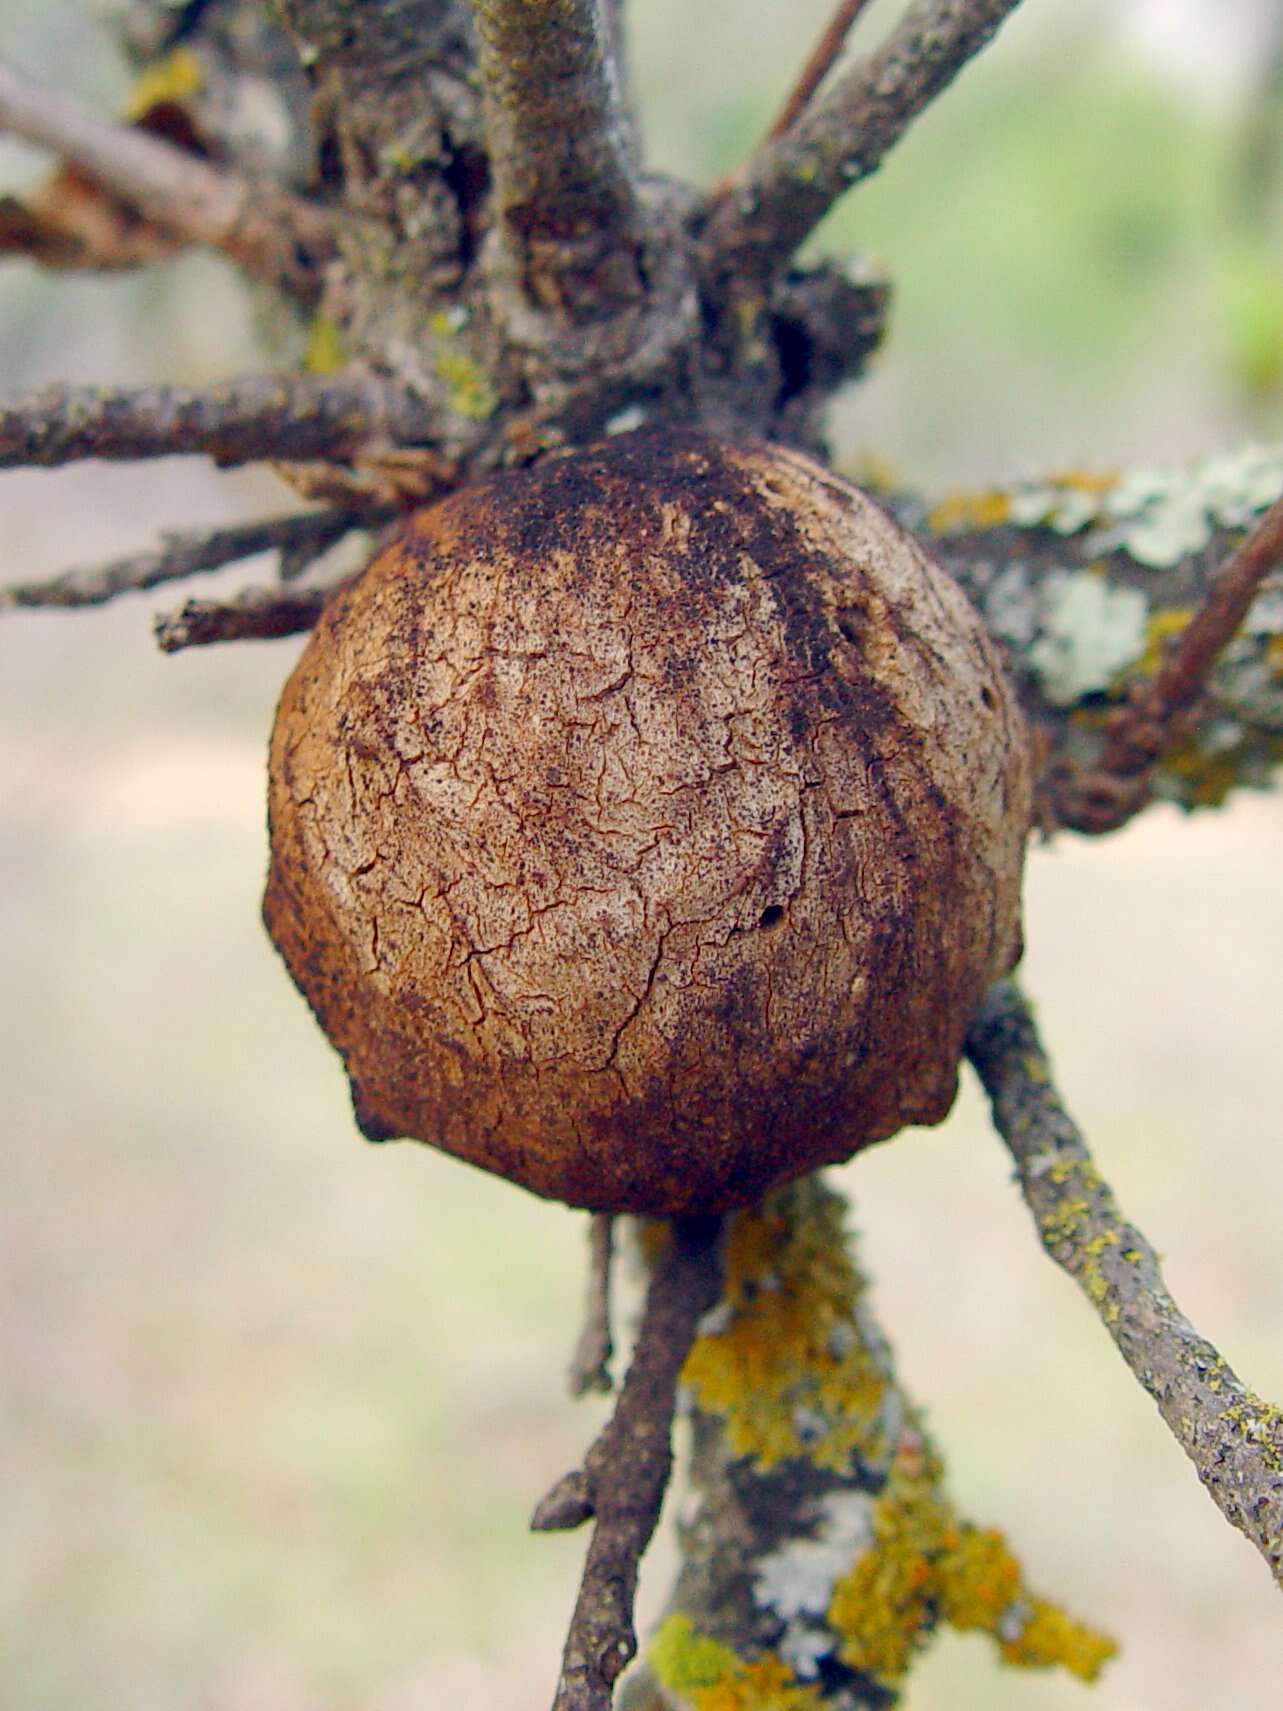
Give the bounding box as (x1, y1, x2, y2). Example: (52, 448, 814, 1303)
(263, 431, 1032, 1214)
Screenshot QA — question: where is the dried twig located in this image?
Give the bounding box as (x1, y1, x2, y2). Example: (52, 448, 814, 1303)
(0, 508, 381, 611)
(0, 374, 438, 471)
(154, 579, 344, 653)
(0, 166, 182, 271)
(701, 0, 1026, 289)
(0, 53, 335, 296)
(469, 0, 646, 315)
(548, 1215, 723, 1711)
(967, 981, 1283, 1587)
(569, 1214, 616, 1397)
(762, 0, 877, 147)
(1051, 494, 1283, 832)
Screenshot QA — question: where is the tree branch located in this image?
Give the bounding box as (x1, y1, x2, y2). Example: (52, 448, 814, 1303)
(569, 1214, 616, 1397)
(0, 53, 336, 296)
(916, 445, 1283, 821)
(625, 1179, 1113, 1709)
(966, 981, 1283, 1588)
(547, 1215, 723, 1711)
(0, 507, 383, 611)
(701, 0, 1027, 290)
(760, 0, 878, 149)
(1048, 494, 1283, 831)
(153, 579, 344, 653)
(469, 0, 647, 317)
(0, 374, 439, 470)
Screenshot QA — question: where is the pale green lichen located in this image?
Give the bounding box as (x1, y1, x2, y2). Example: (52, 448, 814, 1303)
(1028, 569, 1150, 704)
(933, 443, 1283, 568)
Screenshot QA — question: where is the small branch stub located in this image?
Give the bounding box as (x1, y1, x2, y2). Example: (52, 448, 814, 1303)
(154, 581, 341, 653)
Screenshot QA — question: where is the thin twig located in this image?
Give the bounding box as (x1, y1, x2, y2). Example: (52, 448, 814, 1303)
(570, 1214, 616, 1397)
(549, 1215, 723, 1711)
(1051, 495, 1283, 832)
(1, 508, 382, 611)
(154, 579, 345, 653)
(0, 375, 438, 470)
(0, 54, 336, 296)
(468, 0, 646, 316)
(701, 0, 1026, 290)
(967, 981, 1283, 1588)
(763, 0, 877, 147)
(0, 171, 182, 271)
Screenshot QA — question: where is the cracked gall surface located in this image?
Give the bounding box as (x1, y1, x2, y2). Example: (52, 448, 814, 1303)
(263, 430, 1032, 1213)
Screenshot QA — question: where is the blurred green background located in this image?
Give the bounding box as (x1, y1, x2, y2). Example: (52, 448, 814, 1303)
(2, 3, 1282, 1708)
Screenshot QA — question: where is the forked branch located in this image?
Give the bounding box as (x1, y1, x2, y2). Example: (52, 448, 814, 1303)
(0, 375, 438, 471)
(0, 55, 336, 296)
(967, 981, 1283, 1587)
(703, 0, 1027, 288)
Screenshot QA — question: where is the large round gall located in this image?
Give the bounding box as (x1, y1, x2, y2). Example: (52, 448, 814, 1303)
(264, 431, 1033, 1214)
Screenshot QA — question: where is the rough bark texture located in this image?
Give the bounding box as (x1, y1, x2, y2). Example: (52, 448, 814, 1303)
(470, 0, 646, 318)
(262, 431, 1031, 1214)
(0, 375, 438, 469)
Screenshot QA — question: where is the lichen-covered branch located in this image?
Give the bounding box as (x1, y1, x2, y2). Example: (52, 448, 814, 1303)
(622, 1180, 1114, 1710)
(1049, 493, 1283, 831)
(701, 0, 1027, 291)
(0, 375, 438, 470)
(0, 53, 335, 295)
(153, 579, 343, 652)
(469, 0, 646, 318)
(548, 1216, 723, 1711)
(966, 981, 1283, 1587)
(0, 507, 381, 611)
(917, 443, 1283, 819)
